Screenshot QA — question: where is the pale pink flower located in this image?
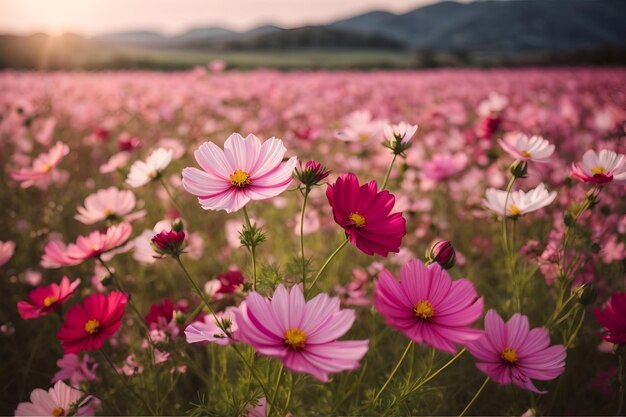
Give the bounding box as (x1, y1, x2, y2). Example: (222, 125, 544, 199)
(42, 223, 132, 268)
(15, 381, 96, 416)
(0, 240, 16, 266)
(126, 148, 173, 188)
(484, 183, 557, 217)
(185, 307, 238, 346)
(601, 235, 626, 264)
(99, 152, 130, 174)
(11, 142, 69, 189)
(51, 353, 98, 386)
(498, 134, 555, 162)
(383, 122, 418, 146)
(571, 149, 626, 185)
(75, 187, 145, 224)
(335, 110, 383, 143)
(477, 92, 508, 116)
(245, 397, 266, 417)
(182, 133, 297, 213)
(421, 153, 468, 182)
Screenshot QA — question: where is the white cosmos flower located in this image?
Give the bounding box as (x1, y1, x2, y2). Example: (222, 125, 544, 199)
(498, 134, 555, 163)
(571, 149, 626, 185)
(484, 183, 557, 217)
(126, 148, 173, 188)
(383, 122, 418, 146)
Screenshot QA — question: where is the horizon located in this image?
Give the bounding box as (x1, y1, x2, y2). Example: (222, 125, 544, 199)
(0, 0, 475, 37)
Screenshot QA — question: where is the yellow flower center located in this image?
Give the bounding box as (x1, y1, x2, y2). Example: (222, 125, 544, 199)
(230, 169, 251, 188)
(501, 347, 518, 364)
(84, 319, 101, 334)
(284, 328, 307, 350)
(41, 163, 53, 173)
(43, 296, 57, 307)
(591, 166, 607, 175)
(103, 208, 113, 217)
(414, 300, 435, 320)
(52, 406, 65, 417)
(508, 204, 521, 217)
(349, 212, 366, 228)
(521, 150, 531, 158)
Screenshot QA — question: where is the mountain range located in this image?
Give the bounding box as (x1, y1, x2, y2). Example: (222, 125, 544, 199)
(94, 0, 626, 52)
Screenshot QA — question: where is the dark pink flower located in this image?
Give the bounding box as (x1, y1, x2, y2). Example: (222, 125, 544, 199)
(375, 260, 483, 353)
(326, 173, 406, 256)
(17, 276, 80, 320)
(594, 292, 626, 344)
(58, 291, 128, 354)
(151, 230, 186, 256)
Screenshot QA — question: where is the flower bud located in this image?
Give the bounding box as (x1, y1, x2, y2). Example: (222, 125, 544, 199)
(510, 160, 528, 178)
(172, 218, 185, 232)
(294, 160, 330, 187)
(573, 282, 597, 306)
(151, 230, 186, 257)
(426, 240, 456, 270)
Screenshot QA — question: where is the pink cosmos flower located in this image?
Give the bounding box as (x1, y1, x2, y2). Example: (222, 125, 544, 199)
(185, 307, 238, 346)
(498, 134, 555, 162)
(335, 110, 383, 144)
(182, 133, 297, 213)
(99, 152, 130, 174)
(58, 291, 128, 354)
(326, 173, 406, 256)
(11, 142, 70, 189)
(17, 276, 80, 319)
(571, 149, 626, 185)
(233, 284, 369, 382)
(421, 152, 468, 182)
(466, 309, 566, 393)
(594, 292, 626, 344)
(75, 187, 145, 224)
(52, 353, 98, 386)
(15, 380, 96, 417)
(0, 240, 15, 266)
(42, 223, 132, 268)
(126, 148, 173, 188)
(374, 260, 483, 353)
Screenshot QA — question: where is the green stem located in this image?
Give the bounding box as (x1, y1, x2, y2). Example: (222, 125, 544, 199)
(174, 256, 226, 333)
(300, 188, 310, 292)
(242, 206, 258, 290)
(100, 350, 156, 415)
(459, 376, 490, 417)
(374, 340, 413, 402)
(618, 351, 625, 416)
(380, 154, 398, 190)
(306, 238, 348, 297)
(411, 347, 466, 392)
(158, 176, 184, 214)
(501, 176, 516, 256)
(230, 344, 280, 414)
(269, 363, 284, 417)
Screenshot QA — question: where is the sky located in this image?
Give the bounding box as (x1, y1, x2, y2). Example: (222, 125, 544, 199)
(0, 0, 468, 36)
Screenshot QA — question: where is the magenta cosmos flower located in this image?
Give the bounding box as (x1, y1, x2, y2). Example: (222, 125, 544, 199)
(41, 223, 132, 268)
(326, 173, 406, 256)
(18, 276, 80, 320)
(571, 149, 626, 185)
(374, 259, 483, 353)
(11, 142, 70, 189)
(182, 133, 298, 213)
(58, 291, 128, 354)
(233, 284, 369, 382)
(466, 310, 566, 393)
(15, 380, 96, 417)
(593, 292, 626, 344)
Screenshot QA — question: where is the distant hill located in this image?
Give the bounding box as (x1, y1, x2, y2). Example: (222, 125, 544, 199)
(331, 0, 626, 52)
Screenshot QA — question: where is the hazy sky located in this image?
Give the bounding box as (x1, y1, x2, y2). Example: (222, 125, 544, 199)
(0, 0, 467, 35)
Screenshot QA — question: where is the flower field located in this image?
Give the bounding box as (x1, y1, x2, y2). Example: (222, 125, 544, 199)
(1, 67, 625, 416)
